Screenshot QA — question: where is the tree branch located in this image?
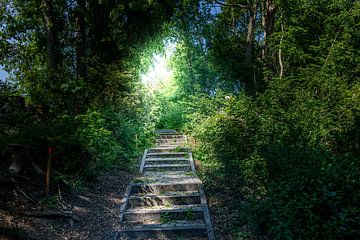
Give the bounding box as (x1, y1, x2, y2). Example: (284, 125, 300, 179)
(279, 12, 284, 79)
(214, 0, 250, 9)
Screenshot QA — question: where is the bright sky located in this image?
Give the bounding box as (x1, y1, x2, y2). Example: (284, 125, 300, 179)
(0, 67, 9, 82)
(210, 4, 222, 15)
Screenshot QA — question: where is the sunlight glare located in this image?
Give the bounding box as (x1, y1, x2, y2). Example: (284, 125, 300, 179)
(141, 54, 172, 89)
(141, 39, 177, 90)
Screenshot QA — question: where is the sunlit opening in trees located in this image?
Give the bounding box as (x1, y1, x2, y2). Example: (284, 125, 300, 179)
(141, 54, 172, 88)
(141, 39, 177, 93)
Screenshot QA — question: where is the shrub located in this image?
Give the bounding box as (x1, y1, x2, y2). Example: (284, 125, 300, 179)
(186, 74, 360, 239)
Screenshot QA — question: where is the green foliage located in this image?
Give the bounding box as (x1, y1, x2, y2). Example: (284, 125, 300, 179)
(0, 0, 164, 183)
(50, 106, 154, 178)
(185, 207, 195, 221)
(187, 71, 360, 238)
(72, 111, 124, 175)
(39, 196, 58, 209)
(1, 0, 360, 239)
(160, 212, 171, 223)
(153, 1, 360, 239)
(156, 99, 187, 130)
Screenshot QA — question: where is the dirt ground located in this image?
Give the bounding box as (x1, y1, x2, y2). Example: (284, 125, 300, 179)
(0, 167, 134, 240)
(0, 160, 231, 240)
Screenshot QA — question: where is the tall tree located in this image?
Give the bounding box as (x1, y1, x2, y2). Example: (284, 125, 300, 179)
(214, 0, 258, 60)
(42, 0, 61, 72)
(261, 0, 276, 60)
(75, 0, 86, 79)
(245, 0, 257, 60)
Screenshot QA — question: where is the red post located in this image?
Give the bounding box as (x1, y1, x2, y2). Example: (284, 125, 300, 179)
(46, 147, 53, 195)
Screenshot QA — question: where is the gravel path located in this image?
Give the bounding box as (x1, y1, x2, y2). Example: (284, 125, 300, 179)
(57, 169, 135, 240)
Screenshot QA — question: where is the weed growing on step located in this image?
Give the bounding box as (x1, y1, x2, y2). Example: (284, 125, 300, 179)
(133, 178, 150, 183)
(159, 189, 167, 195)
(160, 212, 171, 223)
(133, 178, 144, 183)
(185, 208, 195, 221)
(174, 237, 186, 240)
(185, 172, 195, 176)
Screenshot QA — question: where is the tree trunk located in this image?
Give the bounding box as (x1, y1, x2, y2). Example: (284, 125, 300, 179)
(261, 0, 276, 60)
(245, 1, 258, 60)
(42, 0, 59, 72)
(261, 0, 266, 59)
(75, 0, 86, 79)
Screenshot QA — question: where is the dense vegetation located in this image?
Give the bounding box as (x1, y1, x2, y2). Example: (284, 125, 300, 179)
(0, 0, 175, 178)
(1, 0, 359, 239)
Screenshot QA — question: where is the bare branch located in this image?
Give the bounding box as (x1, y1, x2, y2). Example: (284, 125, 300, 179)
(214, 0, 250, 9)
(279, 12, 284, 79)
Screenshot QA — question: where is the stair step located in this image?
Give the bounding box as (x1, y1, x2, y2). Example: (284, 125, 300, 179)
(146, 152, 189, 158)
(156, 139, 185, 143)
(123, 205, 203, 222)
(128, 192, 201, 207)
(158, 135, 185, 139)
(145, 159, 189, 165)
(118, 130, 214, 240)
(130, 183, 200, 195)
(116, 220, 207, 239)
(157, 134, 181, 137)
(144, 164, 191, 172)
(147, 147, 189, 153)
(156, 129, 178, 134)
(146, 157, 189, 161)
(156, 142, 185, 147)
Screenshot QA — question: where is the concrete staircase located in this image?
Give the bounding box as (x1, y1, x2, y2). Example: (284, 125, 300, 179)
(115, 130, 215, 240)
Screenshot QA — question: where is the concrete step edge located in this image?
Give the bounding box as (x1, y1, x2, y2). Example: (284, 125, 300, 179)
(145, 161, 190, 166)
(116, 221, 207, 239)
(145, 158, 189, 161)
(125, 205, 203, 213)
(144, 164, 191, 168)
(147, 147, 189, 151)
(120, 222, 207, 231)
(129, 192, 200, 199)
(146, 152, 188, 156)
(131, 182, 201, 188)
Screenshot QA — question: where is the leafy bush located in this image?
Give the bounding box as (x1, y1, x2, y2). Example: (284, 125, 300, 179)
(156, 100, 187, 130)
(73, 111, 124, 176)
(51, 108, 152, 178)
(186, 73, 360, 239)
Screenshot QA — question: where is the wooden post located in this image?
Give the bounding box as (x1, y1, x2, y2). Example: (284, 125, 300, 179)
(46, 147, 53, 195)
